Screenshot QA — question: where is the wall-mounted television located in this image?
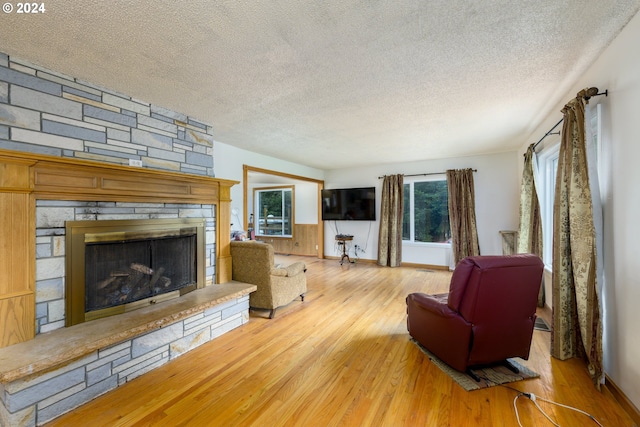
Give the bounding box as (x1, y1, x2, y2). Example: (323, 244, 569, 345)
(321, 187, 376, 221)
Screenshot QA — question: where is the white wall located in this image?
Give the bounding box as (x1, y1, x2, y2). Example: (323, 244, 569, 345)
(521, 10, 640, 411)
(247, 180, 319, 226)
(324, 151, 520, 265)
(214, 141, 324, 230)
(292, 181, 320, 224)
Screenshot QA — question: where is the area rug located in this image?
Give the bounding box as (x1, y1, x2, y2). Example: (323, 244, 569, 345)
(410, 339, 540, 391)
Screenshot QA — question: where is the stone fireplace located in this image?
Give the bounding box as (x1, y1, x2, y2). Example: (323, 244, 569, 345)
(65, 218, 206, 326)
(0, 149, 257, 427)
(0, 53, 254, 425)
(34, 199, 217, 334)
(0, 148, 237, 347)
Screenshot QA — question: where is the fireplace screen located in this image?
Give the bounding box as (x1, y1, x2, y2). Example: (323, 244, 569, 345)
(85, 234, 197, 313)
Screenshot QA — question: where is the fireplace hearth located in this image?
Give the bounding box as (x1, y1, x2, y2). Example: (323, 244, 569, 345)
(66, 218, 206, 326)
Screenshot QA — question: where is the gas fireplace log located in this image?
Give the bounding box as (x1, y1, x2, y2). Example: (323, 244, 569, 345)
(130, 263, 154, 275)
(110, 271, 130, 277)
(157, 276, 171, 288)
(91, 262, 181, 310)
(97, 276, 117, 290)
(149, 267, 165, 288)
(97, 277, 123, 298)
(128, 272, 145, 289)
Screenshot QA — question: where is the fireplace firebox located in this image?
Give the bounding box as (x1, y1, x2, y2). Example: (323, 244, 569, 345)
(66, 218, 206, 326)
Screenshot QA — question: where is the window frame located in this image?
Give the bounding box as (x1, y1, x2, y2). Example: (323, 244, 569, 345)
(253, 185, 294, 238)
(536, 142, 560, 267)
(402, 175, 451, 246)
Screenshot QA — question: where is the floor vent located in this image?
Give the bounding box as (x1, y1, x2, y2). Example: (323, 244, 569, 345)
(534, 318, 551, 332)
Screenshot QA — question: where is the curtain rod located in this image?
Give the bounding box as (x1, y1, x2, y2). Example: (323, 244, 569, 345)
(532, 118, 564, 151)
(532, 88, 608, 151)
(378, 169, 477, 179)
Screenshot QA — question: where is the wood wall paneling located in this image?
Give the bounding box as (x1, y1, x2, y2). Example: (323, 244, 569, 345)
(217, 183, 233, 284)
(0, 294, 35, 346)
(258, 224, 318, 256)
(260, 237, 292, 254)
(0, 155, 36, 347)
(292, 224, 318, 255)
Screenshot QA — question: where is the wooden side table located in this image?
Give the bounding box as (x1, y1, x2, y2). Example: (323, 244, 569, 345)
(335, 235, 354, 265)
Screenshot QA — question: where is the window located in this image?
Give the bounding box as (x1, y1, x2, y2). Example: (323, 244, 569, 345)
(254, 186, 293, 237)
(588, 103, 603, 181)
(402, 178, 450, 244)
(537, 143, 559, 266)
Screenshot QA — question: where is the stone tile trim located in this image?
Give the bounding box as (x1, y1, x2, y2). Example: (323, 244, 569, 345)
(0, 282, 255, 427)
(0, 51, 214, 177)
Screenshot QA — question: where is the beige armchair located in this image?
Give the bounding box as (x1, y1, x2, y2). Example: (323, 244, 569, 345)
(230, 240, 307, 318)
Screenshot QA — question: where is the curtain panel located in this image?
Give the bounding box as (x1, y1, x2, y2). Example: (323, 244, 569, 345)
(446, 168, 480, 265)
(518, 144, 545, 307)
(551, 89, 603, 388)
(377, 174, 404, 267)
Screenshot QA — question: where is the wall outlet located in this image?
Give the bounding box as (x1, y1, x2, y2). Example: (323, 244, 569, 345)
(129, 159, 143, 167)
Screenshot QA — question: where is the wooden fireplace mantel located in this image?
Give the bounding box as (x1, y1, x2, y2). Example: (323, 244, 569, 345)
(0, 148, 238, 348)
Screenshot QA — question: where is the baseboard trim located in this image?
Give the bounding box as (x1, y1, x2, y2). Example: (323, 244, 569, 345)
(605, 374, 640, 425)
(400, 262, 450, 270)
(321, 257, 449, 270)
(323, 256, 377, 264)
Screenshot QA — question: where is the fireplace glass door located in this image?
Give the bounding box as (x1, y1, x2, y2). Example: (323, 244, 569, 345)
(66, 218, 206, 326)
(85, 234, 197, 313)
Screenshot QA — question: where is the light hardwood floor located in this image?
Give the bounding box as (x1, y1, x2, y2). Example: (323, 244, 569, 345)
(46, 256, 634, 427)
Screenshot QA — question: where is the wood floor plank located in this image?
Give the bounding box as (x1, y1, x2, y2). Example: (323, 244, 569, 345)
(45, 256, 634, 427)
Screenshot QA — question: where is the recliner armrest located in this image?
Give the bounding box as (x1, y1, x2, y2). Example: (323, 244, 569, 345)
(406, 292, 473, 372)
(407, 292, 457, 318)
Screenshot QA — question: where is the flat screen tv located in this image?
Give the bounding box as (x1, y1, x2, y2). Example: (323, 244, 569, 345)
(321, 187, 376, 221)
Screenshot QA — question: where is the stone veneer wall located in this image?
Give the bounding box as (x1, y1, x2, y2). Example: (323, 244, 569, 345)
(0, 51, 214, 175)
(35, 201, 216, 334)
(0, 49, 222, 334)
(1, 295, 250, 426)
(0, 50, 247, 427)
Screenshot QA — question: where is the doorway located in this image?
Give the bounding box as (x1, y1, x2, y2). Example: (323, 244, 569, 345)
(243, 165, 324, 257)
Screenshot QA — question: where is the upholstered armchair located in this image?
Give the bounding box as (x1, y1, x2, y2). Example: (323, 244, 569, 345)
(230, 240, 307, 318)
(406, 254, 544, 379)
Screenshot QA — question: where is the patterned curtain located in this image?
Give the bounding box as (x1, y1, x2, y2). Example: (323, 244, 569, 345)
(377, 174, 404, 267)
(518, 144, 545, 307)
(447, 168, 480, 265)
(551, 88, 603, 389)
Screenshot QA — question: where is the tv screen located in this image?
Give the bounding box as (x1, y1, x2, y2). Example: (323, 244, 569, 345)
(321, 187, 376, 221)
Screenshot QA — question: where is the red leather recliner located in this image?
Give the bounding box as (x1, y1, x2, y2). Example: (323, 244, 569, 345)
(406, 254, 544, 377)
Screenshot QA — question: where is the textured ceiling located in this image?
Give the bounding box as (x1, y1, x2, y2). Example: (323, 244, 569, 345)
(1, 1, 639, 170)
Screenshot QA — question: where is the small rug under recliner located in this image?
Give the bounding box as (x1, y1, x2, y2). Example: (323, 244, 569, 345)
(410, 338, 540, 391)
